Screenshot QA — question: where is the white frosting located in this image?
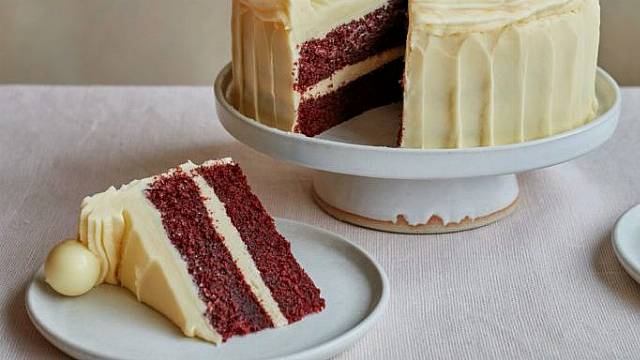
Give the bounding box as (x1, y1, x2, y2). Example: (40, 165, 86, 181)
(232, 0, 297, 131)
(402, 0, 600, 148)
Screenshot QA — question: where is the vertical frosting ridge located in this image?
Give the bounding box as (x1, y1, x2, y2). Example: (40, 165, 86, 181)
(231, 0, 297, 131)
(403, 0, 600, 149)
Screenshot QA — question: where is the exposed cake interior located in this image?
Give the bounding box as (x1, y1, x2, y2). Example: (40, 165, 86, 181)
(197, 162, 326, 321)
(296, 58, 404, 137)
(146, 169, 273, 340)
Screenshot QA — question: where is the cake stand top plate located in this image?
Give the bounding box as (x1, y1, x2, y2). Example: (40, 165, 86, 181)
(215, 65, 620, 180)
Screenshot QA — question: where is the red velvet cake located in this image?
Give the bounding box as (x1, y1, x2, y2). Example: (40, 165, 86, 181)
(44, 158, 325, 344)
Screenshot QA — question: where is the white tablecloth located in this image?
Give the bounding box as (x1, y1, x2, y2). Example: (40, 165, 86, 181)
(1, 86, 639, 359)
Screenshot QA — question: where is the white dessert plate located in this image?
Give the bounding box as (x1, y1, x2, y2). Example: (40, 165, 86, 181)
(26, 218, 389, 360)
(613, 205, 640, 284)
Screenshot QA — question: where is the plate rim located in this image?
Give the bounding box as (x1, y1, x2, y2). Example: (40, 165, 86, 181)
(25, 218, 390, 360)
(612, 204, 640, 284)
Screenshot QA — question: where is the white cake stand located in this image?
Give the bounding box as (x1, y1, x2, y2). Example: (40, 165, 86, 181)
(214, 65, 621, 234)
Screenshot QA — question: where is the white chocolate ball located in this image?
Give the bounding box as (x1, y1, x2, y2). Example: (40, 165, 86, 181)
(44, 240, 101, 297)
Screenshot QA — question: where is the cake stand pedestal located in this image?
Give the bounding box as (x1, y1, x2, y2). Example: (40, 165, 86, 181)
(312, 173, 519, 234)
(214, 65, 621, 234)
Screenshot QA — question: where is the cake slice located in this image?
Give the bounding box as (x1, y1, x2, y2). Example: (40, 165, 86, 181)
(231, 0, 406, 137)
(44, 158, 325, 344)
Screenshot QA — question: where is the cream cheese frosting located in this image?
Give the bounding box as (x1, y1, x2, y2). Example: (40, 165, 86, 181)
(44, 159, 289, 344)
(232, 0, 296, 131)
(402, 0, 600, 148)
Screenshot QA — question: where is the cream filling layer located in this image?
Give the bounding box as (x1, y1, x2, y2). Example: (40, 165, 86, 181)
(79, 176, 221, 344)
(190, 160, 288, 327)
(301, 46, 405, 101)
(402, 0, 600, 149)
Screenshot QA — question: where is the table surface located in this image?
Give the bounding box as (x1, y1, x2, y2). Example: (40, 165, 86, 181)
(1, 86, 639, 360)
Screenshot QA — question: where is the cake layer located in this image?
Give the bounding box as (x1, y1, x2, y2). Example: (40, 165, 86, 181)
(198, 162, 326, 322)
(402, 0, 600, 148)
(191, 170, 288, 328)
(296, 57, 404, 137)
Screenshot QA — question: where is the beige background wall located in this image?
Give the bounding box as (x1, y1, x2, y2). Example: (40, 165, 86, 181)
(1, 0, 639, 85)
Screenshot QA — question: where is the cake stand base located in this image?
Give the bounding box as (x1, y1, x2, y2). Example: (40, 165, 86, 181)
(313, 172, 519, 234)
